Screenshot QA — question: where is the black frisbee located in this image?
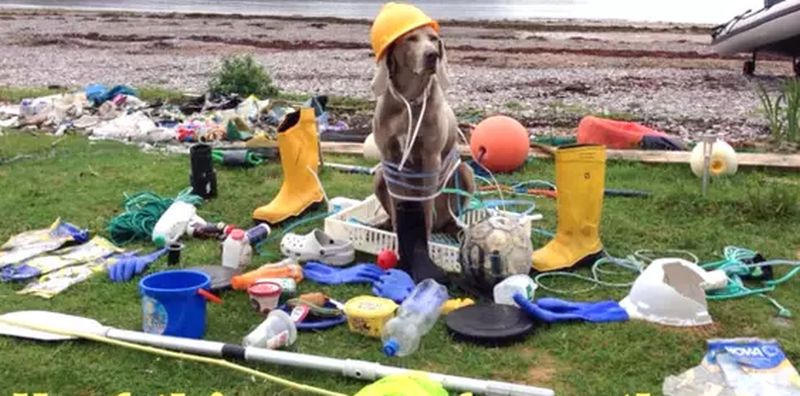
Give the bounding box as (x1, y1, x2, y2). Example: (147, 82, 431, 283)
(445, 303, 534, 346)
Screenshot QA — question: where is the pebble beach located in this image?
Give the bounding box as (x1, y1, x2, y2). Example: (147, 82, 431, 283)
(1, 9, 797, 143)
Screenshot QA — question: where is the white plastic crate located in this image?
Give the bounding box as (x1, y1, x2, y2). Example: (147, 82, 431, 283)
(324, 195, 542, 273)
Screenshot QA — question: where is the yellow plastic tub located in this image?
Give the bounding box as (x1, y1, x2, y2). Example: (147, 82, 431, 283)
(343, 296, 398, 338)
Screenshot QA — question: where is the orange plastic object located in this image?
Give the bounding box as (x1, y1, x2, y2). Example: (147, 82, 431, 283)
(231, 263, 304, 291)
(576, 116, 668, 149)
(470, 115, 530, 172)
(197, 288, 223, 304)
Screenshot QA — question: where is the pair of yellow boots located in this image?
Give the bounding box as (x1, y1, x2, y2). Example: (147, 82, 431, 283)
(253, 107, 606, 273)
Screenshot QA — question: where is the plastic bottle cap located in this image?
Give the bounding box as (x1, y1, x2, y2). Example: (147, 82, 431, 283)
(230, 229, 245, 241)
(382, 338, 399, 357)
(153, 235, 166, 247)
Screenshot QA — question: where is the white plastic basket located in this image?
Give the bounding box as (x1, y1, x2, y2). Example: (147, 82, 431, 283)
(324, 195, 542, 273)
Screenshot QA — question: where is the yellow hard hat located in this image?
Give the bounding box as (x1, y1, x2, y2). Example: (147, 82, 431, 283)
(370, 2, 440, 62)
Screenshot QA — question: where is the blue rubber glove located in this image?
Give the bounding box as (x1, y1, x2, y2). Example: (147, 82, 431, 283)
(0, 264, 41, 282)
(513, 293, 629, 323)
(372, 269, 416, 303)
(108, 248, 167, 282)
(303, 262, 384, 285)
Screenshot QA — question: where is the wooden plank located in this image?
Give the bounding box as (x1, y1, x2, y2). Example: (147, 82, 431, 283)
(320, 142, 800, 169)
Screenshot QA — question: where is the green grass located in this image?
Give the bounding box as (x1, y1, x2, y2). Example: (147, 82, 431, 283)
(2, 132, 800, 395)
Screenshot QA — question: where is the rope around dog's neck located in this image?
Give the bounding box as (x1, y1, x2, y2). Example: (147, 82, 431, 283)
(387, 75, 435, 171)
(383, 75, 463, 202)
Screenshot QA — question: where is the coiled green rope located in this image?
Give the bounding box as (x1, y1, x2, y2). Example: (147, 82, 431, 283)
(106, 188, 202, 245)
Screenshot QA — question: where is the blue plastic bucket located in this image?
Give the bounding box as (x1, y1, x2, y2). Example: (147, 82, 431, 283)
(139, 270, 211, 339)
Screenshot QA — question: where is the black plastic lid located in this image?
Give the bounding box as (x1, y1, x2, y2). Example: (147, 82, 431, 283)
(445, 303, 534, 346)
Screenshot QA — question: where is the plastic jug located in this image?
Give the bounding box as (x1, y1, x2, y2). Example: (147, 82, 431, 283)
(222, 229, 252, 269)
(493, 275, 537, 306)
(152, 201, 197, 247)
(381, 279, 448, 357)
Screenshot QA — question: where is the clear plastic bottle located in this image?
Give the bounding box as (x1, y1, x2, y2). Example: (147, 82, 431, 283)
(381, 279, 448, 357)
(152, 201, 197, 247)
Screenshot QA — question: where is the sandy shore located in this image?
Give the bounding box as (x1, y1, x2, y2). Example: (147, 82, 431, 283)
(1, 9, 797, 143)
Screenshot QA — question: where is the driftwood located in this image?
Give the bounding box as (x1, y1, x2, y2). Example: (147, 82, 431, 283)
(319, 142, 800, 169)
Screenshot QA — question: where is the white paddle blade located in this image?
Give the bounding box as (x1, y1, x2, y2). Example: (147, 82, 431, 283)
(0, 311, 105, 341)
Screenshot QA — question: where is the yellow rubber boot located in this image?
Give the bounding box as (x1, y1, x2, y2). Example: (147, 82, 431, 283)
(252, 108, 324, 224)
(532, 145, 606, 272)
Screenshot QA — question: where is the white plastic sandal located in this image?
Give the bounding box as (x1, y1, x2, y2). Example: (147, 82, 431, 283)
(280, 229, 355, 266)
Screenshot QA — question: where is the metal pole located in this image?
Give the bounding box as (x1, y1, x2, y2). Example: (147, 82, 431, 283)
(701, 136, 713, 196)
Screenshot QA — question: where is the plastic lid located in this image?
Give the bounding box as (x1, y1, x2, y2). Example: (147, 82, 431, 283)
(445, 303, 534, 346)
(153, 235, 166, 247)
(382, 338, 399, 357)
(343, 296, 398, 319)
(230, 229, 245, 241)
(248, 282, 282, 297)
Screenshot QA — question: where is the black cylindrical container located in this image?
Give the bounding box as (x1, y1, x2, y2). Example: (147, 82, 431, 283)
(190, 143, 217, 199)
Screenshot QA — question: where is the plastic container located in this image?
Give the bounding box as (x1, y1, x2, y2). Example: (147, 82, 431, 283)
(343, 296, 398, 338)
(242, 309, 298, 349)
(152, 201, 197, 247)
(139, 270, 214, 339)
(493, 275, 537, 306)
(222, 229, 252, 270)
(255, 277, 297, 301)
(231, 261, 303, 290)
(248, 282, 282, 314)
(166, 242, 183, 266)
(381, 279, 449, 357)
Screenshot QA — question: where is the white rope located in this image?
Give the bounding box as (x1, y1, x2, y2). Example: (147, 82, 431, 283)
(387, 77, 435, 171)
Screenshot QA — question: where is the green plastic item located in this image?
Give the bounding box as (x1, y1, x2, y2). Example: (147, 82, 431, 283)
(355, 374, 449, 396)
(226, 120, 253, 141)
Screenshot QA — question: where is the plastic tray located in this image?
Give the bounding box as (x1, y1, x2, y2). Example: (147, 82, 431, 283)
(324, 195, 541, 273)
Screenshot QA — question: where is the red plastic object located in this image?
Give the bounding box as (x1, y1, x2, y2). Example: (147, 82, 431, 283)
(576, 116, 668, 149)
(377, 249, 398, 270)
(470, 115, 530, 172)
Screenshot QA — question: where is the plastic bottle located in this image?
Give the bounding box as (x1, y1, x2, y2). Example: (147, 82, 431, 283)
(245, 224, 271, 246)
(152, 201, 197, 247)
(222, 229, 252, 269)
(231, 259, 304, 290)
(381, 279, 448, 357)
(493, 275, 537, 306)
(187, 221, 233, 239)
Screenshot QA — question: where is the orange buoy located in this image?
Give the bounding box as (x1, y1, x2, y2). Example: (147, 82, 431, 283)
(470, 115, 529, 172)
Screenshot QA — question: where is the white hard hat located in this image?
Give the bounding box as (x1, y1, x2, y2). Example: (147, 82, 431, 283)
(619, 258, 717, 327)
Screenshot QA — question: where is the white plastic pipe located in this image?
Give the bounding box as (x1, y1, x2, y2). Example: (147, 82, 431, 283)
(104, 327, 554, 396)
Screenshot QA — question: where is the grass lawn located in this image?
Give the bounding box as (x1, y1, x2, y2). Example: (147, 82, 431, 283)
(1, 131, 800, 395)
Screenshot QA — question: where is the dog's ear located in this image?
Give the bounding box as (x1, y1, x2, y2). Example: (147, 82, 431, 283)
(371, 47, 393, 97)
(436, 39, 450, 91)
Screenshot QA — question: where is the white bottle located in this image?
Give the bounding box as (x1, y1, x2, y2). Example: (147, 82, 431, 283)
(381, 279, 448, 357)
(152, 201, 197, 247)
(222, 229, 252, 269)
(493, 274, 537, 306)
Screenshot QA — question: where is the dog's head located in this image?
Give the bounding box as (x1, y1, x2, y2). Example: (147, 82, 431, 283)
(371, 25, 450, 97)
